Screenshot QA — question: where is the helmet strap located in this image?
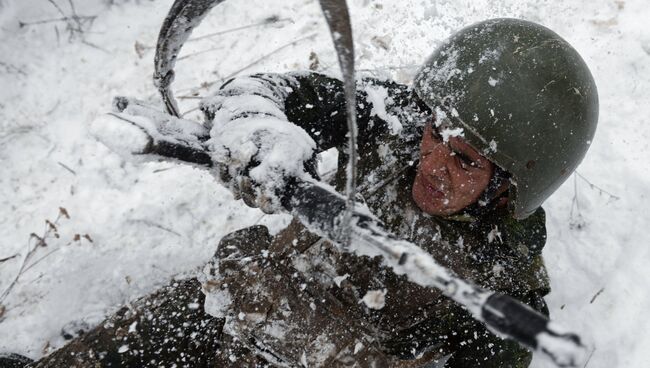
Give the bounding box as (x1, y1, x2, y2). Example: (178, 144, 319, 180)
(479, 166, 511, 208)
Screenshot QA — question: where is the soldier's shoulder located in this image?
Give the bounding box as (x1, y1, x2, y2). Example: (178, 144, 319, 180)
(489, 205, 547, 258)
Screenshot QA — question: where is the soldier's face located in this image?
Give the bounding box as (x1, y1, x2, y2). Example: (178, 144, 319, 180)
(412, 123, 494, 215)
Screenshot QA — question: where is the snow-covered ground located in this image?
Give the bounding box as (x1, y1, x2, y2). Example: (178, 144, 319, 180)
(0, 0, 648, 366)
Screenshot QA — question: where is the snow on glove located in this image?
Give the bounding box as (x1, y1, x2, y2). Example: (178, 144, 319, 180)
(90, 97, 210, 164)
(200, 74, 316, 213)
(207, 114, 316, 214)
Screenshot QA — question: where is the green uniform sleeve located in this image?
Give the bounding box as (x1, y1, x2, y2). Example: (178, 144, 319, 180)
(201, 72, 418, 153)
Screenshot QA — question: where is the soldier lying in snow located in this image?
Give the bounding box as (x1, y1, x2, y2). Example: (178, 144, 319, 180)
(27, 18, 598, 368)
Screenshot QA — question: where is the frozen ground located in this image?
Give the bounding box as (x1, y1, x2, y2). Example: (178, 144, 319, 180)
(0, 0, 648, 366)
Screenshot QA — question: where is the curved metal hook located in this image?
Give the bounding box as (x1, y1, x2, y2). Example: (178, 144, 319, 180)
(154, 0, 224, 117)
(153, 0, 358, 238)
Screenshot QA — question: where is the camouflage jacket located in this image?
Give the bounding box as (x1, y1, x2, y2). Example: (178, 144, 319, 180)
(201, 72, 550, 367)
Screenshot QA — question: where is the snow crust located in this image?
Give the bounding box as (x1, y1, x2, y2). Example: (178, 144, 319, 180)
(360, 289, 387, 310)
(0, 1, 649, 367)
(364, 85, 402, 134)
(208, 115, 316, 208)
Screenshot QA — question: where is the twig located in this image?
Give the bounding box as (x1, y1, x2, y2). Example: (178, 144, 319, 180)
(0, 220, 60, 302)
(128, 219, 182, 237)
(65, 0, 85, 36)
(583, 348, 596, 368)
(575, 171, 620, 201)
(177, 18, 293, 62)
(18, 15, 96, 28)
(224, 33, 318, 80)
(57, 161, 77, 175)
(254, 213, 268, 225)
(82, 40, 109, 53)
(0, 61, 27, 76)
(0, 254, 19, 263)
(187, 16, 292, 43)
(589, 287, 605, 304)
(21, 248, 61, 274)
(180, 106, 201, 118)
(179, 33, 317, 95)
(176, 95, 203, 100)
(357, 64, 420, 73)
(42, 0, 96, 41)
(570, 171, 619, 229)
(45, 100, 61, 115)
(0, 126, 36, 145)
(54, 25, 61, 45)
(0, 209, 67, 302)
(177, 46, 225, 61)
(178, 33, 317, 116)
(67, 0, 77, 17)
(569, 174, 585, 230)
(135, 17, 292, 56)
(47, 0, 68, 19)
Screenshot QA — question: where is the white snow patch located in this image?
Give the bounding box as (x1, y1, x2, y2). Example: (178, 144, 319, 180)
(333, 273, 350, 287)
(364, 85, 403, 134)
(300, 351, 308, 367)
(492, 263, 505, 277)
(89, 114, 151, 156)
(488, 139, 498, 153)
(439, 127, 465, 142)
(309, 334, 337, 366)
(478, 48, 502, 64)
(353, 341, 364, 354)
(361, 289, 387, 310)
(487, 226, 502, 244)
(263, 320, 289, 339)
(128, 321, 138, 333)
(203, 287, 233, 319)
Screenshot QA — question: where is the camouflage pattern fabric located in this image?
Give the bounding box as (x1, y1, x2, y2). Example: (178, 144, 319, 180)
(30, 72, 549, 367)
(202, 73, 550, 367)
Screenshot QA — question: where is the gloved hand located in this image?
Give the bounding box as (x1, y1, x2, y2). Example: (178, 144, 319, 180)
(90, 97, 210, 164)
(207, 114, 317, 214)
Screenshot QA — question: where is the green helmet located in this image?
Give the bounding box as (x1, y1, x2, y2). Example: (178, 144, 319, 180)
(414, 18, 599, 219)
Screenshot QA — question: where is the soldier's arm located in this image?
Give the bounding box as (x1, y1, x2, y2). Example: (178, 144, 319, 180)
(98, 96, 213, 167)
(102, 73, 412, 165)
(201, 72, 395, 153)
(96, 73, 415, 211)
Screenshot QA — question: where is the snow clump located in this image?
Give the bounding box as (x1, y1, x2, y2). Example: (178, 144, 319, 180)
(361, 289, 387, 310)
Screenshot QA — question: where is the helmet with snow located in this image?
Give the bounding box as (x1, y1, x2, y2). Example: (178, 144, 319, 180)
(414, 18, 599, 219)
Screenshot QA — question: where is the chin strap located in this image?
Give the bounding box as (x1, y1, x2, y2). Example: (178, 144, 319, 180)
(479, 165, 511, 206)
